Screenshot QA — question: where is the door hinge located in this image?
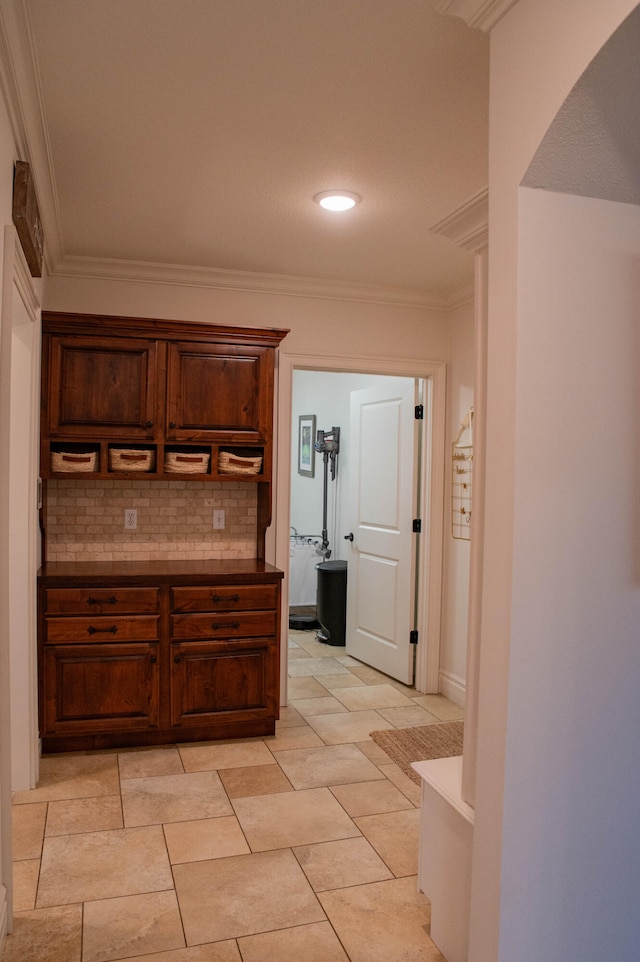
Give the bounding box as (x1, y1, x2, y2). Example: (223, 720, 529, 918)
(414, 404, 424, 420)
(412, 518, 422, 533)
(410, 629, 419, 645)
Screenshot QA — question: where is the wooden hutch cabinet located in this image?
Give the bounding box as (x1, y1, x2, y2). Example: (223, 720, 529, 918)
(37, 313, 287, 753)
(38, 561, 283, 753)
(40, 313, 286, 506)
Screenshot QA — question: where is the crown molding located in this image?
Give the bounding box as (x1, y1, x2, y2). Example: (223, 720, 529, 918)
(435, 0, 520, 31)
(0, 3, 27, 156)
(445, 283, 475, 312)
(431, 187, 488, 254)
(51, 254, 456, 311)
(0, 0, 65, 272)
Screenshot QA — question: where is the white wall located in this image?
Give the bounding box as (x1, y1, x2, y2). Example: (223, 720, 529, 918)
(472, 2, 640, 959)
(6, 269, 40, 790)
(0, 92, 15, 950)
(503, 186, 640, 961)
(0, 71, 21, 945)
(43, 273, 450, 361)
(0, 61, 43, 946)
(440, 298, 474, 704)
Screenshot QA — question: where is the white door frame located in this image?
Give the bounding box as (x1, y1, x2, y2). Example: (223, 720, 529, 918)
(3, 229, 41, 792)
(273, 351, 446, 701)
(0, 226, 41, 943)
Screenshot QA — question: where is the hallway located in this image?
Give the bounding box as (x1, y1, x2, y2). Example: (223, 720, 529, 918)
(5, 630, 463, 962)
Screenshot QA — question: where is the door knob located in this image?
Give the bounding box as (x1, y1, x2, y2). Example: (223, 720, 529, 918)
(344, 533, 354, 541)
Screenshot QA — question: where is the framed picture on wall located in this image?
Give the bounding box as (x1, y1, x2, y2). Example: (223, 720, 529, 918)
(298, 414, 316, 477)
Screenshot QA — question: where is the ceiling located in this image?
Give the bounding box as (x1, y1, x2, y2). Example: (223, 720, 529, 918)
(15, 0, 489, 301)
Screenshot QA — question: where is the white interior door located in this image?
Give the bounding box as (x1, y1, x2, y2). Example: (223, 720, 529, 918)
(344, 378, 418, 684)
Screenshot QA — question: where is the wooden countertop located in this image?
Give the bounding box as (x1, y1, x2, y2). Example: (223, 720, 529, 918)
(38, 559, 284, 585)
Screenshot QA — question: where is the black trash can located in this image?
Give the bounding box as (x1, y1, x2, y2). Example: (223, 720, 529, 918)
(316, 560, 347, 646)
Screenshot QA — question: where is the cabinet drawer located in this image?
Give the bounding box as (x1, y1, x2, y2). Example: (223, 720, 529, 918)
(45, 615, 160, 644)
(171, 584, 277, 613)
(44, 587, 159, 615)
(171, 610, 276, 640)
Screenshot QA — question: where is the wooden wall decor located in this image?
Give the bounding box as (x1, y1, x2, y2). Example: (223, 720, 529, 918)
(12, 160, 44, 277)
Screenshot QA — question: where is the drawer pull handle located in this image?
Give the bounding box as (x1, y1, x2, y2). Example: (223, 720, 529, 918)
(211, 621, 240, 631)
(87, 625, 118, 635)
(87, 596, 117, 606)
(210, 593, 240, 603)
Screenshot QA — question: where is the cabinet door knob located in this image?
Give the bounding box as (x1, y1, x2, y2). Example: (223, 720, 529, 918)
(145, 420, 153, 429)
(169, 421, 176, 429)
(173, 655, 181, 663)
(344, 532, 354, 541)
(149, 655, 157, 664)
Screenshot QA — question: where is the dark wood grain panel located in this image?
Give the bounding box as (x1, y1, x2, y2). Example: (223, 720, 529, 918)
(43, 643, 160, 733)
(44, 587, 159, 615)
(45, 615, 160, 644)
(171, 584, 277, 613)
(47, 335, 158, 438)
(171, 610, 276, 640)
(170, 638, 277, 728)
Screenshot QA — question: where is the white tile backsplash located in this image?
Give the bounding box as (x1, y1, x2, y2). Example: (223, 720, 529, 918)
(45, 479, 258, 561)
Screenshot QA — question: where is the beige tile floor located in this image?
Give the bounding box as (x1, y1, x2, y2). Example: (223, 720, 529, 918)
(5, 629, 464, 962)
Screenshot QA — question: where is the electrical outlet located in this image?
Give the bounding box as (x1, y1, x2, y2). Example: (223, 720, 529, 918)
(124, 508, 137, 530)
(213, 509, 225, 530)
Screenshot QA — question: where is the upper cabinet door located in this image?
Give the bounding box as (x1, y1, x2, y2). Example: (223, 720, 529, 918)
(166, 342, 273, 442)
(47, 336, 158, 438)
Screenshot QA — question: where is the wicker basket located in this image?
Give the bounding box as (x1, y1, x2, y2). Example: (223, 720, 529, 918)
(51, 450, 98, 473)
(109, 448, 155, 472)
(218, 451, 263, 476)
(164, 451, 210, 474)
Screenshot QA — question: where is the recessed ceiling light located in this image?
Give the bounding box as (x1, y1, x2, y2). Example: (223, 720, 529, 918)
(314, 190, 361, 211)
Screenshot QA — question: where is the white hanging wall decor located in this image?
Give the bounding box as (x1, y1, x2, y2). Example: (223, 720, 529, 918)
(452, 408, 473, 540)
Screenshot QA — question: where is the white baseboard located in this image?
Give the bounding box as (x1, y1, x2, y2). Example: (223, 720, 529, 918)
(0, 884, 8, 953)
(438, 669, 466, 707)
